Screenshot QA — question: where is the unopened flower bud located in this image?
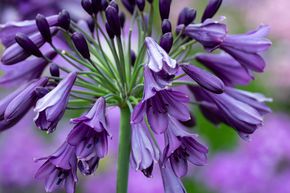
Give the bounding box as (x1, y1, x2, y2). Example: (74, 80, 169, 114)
(178, 7, 196, 26)
(161, 19, 171, 34)
(109, 1, 119, 12)
(105, 23, 115, 39)
(136, 0, 145, 11)
(101, 0, 108, 10)
(36, 14, 52, 43)
(119, 12, 126, 29)
(82, 0, 94, 15)
(50, 63, 60, 77)
(202, 0, 223, 22)
(159, 0, 172, 20)
(91, 0, 102, 13)
(71, 32, 91, 60)
(35, 87, 50, 98)
(58, 10, 71, 31)
(130, 50, 136, 66)
(106, 5, 121, 37)
(15, 33, 43, 57)
(122, 0, 135, 14)
(159, 32, 173, 53)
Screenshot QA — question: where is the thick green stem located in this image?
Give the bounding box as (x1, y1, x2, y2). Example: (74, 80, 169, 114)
(117, 106, 131, 193)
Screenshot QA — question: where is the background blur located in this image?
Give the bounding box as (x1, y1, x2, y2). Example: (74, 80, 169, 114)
(0, 0, 290, 193)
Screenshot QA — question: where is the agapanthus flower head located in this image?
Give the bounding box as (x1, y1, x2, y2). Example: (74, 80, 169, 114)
(0, 0, 272, 193)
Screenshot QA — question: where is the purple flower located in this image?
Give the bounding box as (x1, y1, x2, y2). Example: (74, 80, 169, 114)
(179, 19, 227, 51)
(0, 15, 58, 48)
(163, 115, 208, 177)
(35, 142, 77, 193)
(201, 0, 223, 22)
(145, 37, 177, 73)
(34, 72, 77, 133)
(130, 122, 160, 177)
(1, 28, 57, 65)
(132, 89, 190, 134)
(0, 51, 56, 86)
(190, 86, 271, 140)
(0, 78, 48, 132)
(160, 161, 186, 193)
(195, 52, 253, 86)
(181, 64, 225, 94)
(220, 25, 272, 72)
(67, 97, 110, 175)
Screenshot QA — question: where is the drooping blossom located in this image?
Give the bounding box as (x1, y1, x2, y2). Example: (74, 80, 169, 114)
(34, 72, 77, 133)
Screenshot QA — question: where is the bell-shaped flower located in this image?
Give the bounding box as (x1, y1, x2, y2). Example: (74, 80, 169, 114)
(0, 78, 48, 132)
(190, 86, 271, 140)
(35, 142, 78, 193)
(220, 25, 272, 72)
(181, 63, 225, 94)
(196, 52, 253, 86)
(160, 161, 187, 193)
(163, 115, 208, 177)
(130, 121, 160, 177)
(178, 19, 227, 51)
(34, 72, 77, 133)
(67, 97, 110, 175)
(132, 89, 190, 134)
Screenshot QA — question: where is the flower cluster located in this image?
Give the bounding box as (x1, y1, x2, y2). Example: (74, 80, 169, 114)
(0, 0, 271, 193)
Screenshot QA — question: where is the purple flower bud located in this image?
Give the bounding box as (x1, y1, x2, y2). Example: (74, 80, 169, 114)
(15, 32, 43, 57)
(1, 28, 57, 65)
(58, 10, 71, 31)
(181, 64, 225, 94)
(160, 161, 187, 193)
(109, 0, 119, 12)
(177, 7, 196, 26)
(122, 0, 135, 14)
(130, 50, 136, 66)
(159, 0, 172, 20)
(136, 0, 145, 11)
(130, 122, 160, 177)
(34, 72, 77, 133)
(0, 78, 48, 132)
(119, 12, 126, 29)
(161, 19, 172, 34)
(0, 51, 56, 86)
(36, 14, 52, 43)
(159, 32, 173, 53)
(35, 87, 49, 98)
(178, 19, 227, 51)
(196, 53, 253, 86)
(71, 32, 91, 60)
(35, 142, 77, 193)
(201, 0, 223, 22)
(82, 0, 94, 15)
(106, 5, 121, 37)
(50, 63, 60, 77)
(101, 0, 108, 11)
(91, 0, 102, 13)
(220, 25, 271, 72)
(105, 22, 115, 39)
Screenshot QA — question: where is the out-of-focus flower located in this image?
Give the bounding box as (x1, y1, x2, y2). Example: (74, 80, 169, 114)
(202, 114, 290, 193)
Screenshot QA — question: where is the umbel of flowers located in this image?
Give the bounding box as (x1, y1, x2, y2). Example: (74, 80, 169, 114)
(0, 0, 271, 193)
